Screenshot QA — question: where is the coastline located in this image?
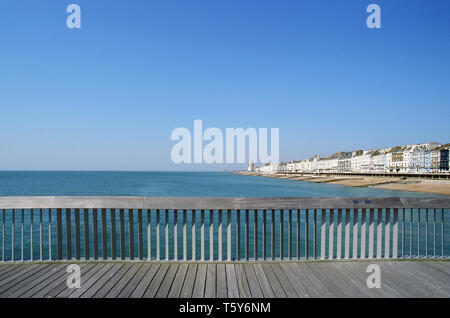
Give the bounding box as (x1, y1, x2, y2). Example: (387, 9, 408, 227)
(234, 171, 450, 195)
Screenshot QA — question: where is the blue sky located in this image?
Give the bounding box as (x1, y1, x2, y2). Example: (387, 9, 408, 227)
(0, 0, 449, 170)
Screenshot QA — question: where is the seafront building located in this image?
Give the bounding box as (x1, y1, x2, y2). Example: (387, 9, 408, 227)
(255, 142, 450, 174)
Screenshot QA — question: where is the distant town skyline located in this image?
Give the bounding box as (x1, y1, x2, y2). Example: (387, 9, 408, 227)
(1, 0, 449, 171)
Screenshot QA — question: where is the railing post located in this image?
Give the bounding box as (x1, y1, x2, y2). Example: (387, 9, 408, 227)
(120, 209, 125, 260)
(66, 208, 72, 260)
(157, 209, 160, 261)
(101, 208, 106, 260)
(280, 210, 284, 260)
(352, 209, 358, 259)
(254, 210, 258, 261)
(138, 209, 143, 260)
(236, 210, 240, 261)
(201, 209, 205, 261)
(361, 209, 366, 259)
(111, 208, 116, 260)
(129, 208, 134, 260)
(345, 209, 350, 259)
(165, 210, 169, 260)
(425, 209, 428, 258)
(418, 208, 421, 258)
(402, 209, 405, 258)
(442, 208, 444, 258)
(377, 209, 382, 259)
(93, 208, 98, 260)
(75, 209, 80, 260)
(263, 210, 267, 260)
(147, 209, 151, 260)
(410, 209, 413, 259)
(329, 209, 334, 260)
(393, 208, 398, 258)
(84, 209, 89, 260)
(218, 210, 222, 261)
(227, 210, 231, 261)
(297, 209, 300, 260)
(305, 209, 309, 260)
(321, 209, 326, 260)
(385, 208, 391, 258)
(183, 209, 187, 261)
(2, 209, 5, 262)
(245, 210, 249, 261)
(12, 209, 15, 262)
(21, 209, 24, 261)
(271, 210, 275, 260)
(434, 208, 436, 258)
(30, 209, 34, 261)
(368, 208, 374, 259)
(57, 208, 62, 261)
(337, 209, 342, 259)
(193, 209, 197, 261)
(209, 210, 213, 261)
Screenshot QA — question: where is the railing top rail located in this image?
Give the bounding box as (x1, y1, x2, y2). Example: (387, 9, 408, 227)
(0, 196, 449, 210)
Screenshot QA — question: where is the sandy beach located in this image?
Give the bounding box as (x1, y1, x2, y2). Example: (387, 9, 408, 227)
(235, 172, 450, 195)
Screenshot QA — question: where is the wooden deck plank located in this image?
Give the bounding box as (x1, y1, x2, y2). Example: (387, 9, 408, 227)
(216, 264, 227, 298)
(55, 263, 107, 298)
(27, 264, 91, 298)
(87, 264, 132, 298)
(0, 265, 19, 277)
(104, 264, 143, 298)
(118, 263, 153, 298)
(303, 262, 346, 297)
(392, 262, 450, 296)
(204, 264, 216, 298)
(192, 264, 207, 298)
(269, 263, 298, 298)
(156, 263, 180, 298)
(422, 261, 450, 276)
(6, 264, 67, 298)
(322, 262, 375, 298)
(291, 263, 334, 297)
(311, 263, 361, 297)
(338, 262, 399, 298)
(243, 264, 263, 298)
(168, 264, 189, 298)
(278, 263, 311, 297)
(225, 264, 240, 298)
(66, 263, 118, 298)
(180, 264, 197, 298)
(252, 264, 275, 298)
(379, 261, 448, 297)
(130, 263, 161, 298)
(235, 264, 252, 298)
(63, 263, 114, 298)
(35, 264, 98, 298)
(260, 264, 286, 298)
(0, 264, 48, 293)
(143, 263, 170, 298)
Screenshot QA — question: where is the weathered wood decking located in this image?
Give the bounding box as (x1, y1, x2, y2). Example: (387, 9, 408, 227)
(0, 260, 448, 298)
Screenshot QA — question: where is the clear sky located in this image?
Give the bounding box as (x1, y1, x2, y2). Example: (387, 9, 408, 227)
(0, 0, 449, 171)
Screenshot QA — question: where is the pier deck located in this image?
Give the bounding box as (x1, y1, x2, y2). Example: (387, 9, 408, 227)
(0, 260, 448, 298)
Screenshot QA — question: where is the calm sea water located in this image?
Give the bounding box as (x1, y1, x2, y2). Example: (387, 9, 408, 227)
(0, 171, 444, 197)
(0, 171, 447, 261)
